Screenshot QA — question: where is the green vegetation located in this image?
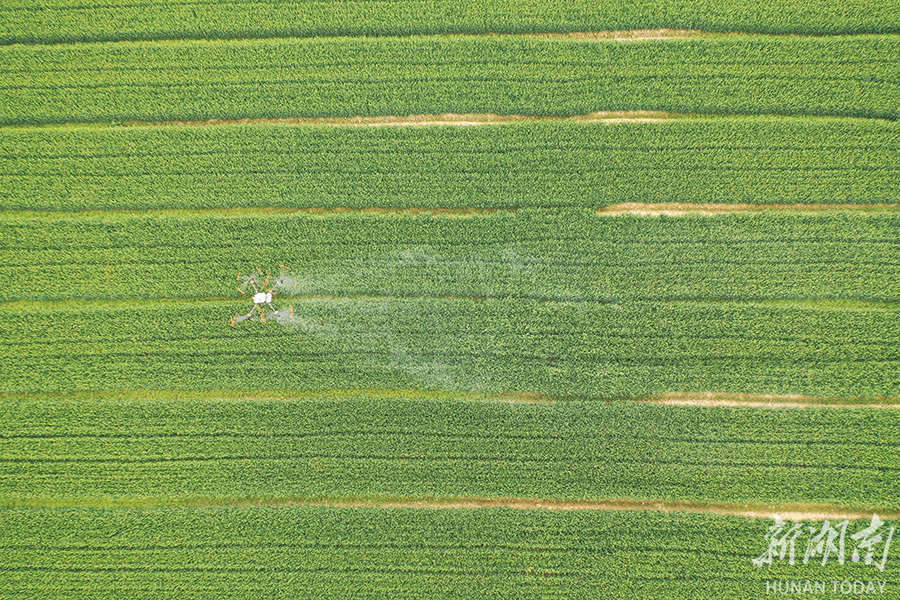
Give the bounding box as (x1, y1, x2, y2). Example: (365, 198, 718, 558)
(2, 1, 899, 597)
(1, 397, 898, 509)
(2, 210, 898, 302)
(1, 295, 897, 397)
(3, 0, 900, 44)
(3, 35, 899, 125)
(2, 211, 897, 398)
(3, 505, 892, 599)
(3, 119, 900, 210)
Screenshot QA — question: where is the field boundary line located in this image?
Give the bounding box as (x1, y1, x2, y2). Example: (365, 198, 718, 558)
(1, 295, 898, 314)
(3, 388, 898, 408)
(2, 203, 899, 222)
(637, 391, 900, 409)
(595, 202, 900, 216)
(4, 494, 898, 521)
(6, 111, 900, 131)
(5, 29, 898, 48)
(0, 111, 686, 130)
(309, 497, 900, 521)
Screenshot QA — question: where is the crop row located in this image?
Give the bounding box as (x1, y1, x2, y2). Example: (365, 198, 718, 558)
(0, 396, 898, 508)
(3, 35, 899, 125)
(3, 0, 900, 44)
(2, 505, 889, 599)
(1, 297, 897, 397)
(1, 210, 897, 302)
(2, 119, 899, 210)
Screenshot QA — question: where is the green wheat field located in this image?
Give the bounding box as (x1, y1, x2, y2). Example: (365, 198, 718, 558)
(1, 1, 899, 598)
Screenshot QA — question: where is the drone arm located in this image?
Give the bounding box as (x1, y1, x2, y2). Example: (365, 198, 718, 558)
(231, 301, 261, 325)
(232, 309, 255, 324)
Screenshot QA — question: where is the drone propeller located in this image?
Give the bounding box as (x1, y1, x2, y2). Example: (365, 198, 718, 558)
(271, 306, 294, 320)
(234, 268, 294, 324)
(238, 273, 258, 290)
(272, 266, 294, 291)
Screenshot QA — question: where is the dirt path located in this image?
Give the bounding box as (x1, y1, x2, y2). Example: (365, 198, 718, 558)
(15, 494, 896, 521)
(481, 391, 900, 409)
(537, 29, 704, 42)
(9, 202, 897, 223)
(4, 387, 898, 408)
(112, 110, 676, 130)
(597, 202, 898, 215)
(9, 109, 891, 132)
(300, 497, 900, 522)
(642, 391, 900, 409)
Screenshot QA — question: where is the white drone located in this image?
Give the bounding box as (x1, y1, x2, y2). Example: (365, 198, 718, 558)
(232, 266, 294, 325)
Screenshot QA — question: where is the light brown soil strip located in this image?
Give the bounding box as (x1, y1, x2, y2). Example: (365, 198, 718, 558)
(539, 28, 827, 43)
(480, 390, 900, 408)
(597, 202, 900, 215)
(7, 109, 893, 133)
(3, 387, 897, 409)
(5, 202, 898, 222)
(641, 391, 900, 409)
(482, 390, 900, 408)
(8, 495, 898, 521)
(0, 388, 560, 405)
(301, 497, 900, 522)
(533, 28, 705, 42)
(1, 206, 509, 221)
(19, 28, 873, 51)
(113, 110, 677, 130)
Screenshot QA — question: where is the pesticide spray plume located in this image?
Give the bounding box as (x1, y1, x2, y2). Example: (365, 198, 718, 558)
(245, 247, 540, 392)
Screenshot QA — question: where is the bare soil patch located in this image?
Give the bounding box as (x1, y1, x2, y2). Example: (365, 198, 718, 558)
(541, 29, 704, 42)
(597, 202, 897, 216)
(643, 391, 900, 409)
(118, 110, 678, 129)
(18, 495, 896, 521)
(262, 496, 900, 522)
